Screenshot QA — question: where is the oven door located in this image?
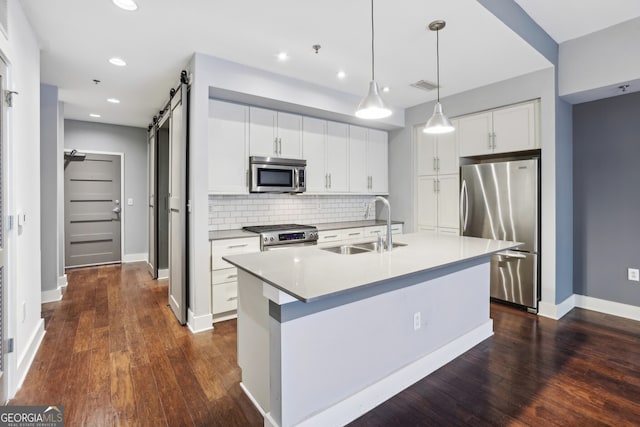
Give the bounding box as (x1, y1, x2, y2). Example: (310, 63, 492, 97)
(251, 163, 299, 193)
(263, 241, 317, 251)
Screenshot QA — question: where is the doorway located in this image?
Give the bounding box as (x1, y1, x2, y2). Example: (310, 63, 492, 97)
(64, 152, 122, 267)
(157, 117, 170, 278)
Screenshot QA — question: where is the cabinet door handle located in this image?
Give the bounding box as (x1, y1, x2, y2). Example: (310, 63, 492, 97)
(492, 132, 497, 149)
(329, 173, 332, 188)
(437, 180, 440, 192)
(348, 232, 360, 236)
(227, 244, 248, 249)
(437, 158, 440, 171)
(433, 157, 437, 171)
(278, 138, 282, 155)
(245, 170, 249, 187)
(226, 274, 238, 279)
(274, 137, 278, 154)
(228, 296, 239, 301)
(323, 234, 338, 239)
(487, 132, 492, 149)
(433, 179, 437, 193)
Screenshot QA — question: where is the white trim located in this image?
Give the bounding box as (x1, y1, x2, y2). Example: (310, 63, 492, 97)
(240, 382, 266, 416)
(282, 320, 494, 427)
(158, 268, 169, 280)
(57, 274, 68, 288)
(16, 319, 45, 391)
(538, 294, 576, 320)
(575, 295, 640, 322)
(212, 312, 237, 323)
(187, 308, 213, 333)
(41, 288, 62, 303)
(123, 253, 147, 263)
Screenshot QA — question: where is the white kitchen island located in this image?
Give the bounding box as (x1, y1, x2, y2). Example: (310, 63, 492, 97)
(223, 232, 520, 427)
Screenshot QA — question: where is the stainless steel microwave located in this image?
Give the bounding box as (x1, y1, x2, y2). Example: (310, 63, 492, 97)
(249, 156, 306, 193)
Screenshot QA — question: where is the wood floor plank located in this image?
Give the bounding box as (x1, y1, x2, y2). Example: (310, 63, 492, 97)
(11, 262, 640, 426)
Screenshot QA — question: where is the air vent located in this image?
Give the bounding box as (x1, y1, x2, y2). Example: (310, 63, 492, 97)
(410, 80, 438, 91)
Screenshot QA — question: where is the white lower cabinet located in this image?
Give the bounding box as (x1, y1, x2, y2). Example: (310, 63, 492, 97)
(210, 236, 260, 323)
(318, 224, 403, 247)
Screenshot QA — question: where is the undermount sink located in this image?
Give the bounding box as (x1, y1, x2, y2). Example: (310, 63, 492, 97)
(321, 245, 372, 255)
(354, 241, 408, 252)
(320, 241, 408, 255)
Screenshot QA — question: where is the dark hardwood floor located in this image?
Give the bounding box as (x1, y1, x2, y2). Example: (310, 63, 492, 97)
(11, 262, 640, 426)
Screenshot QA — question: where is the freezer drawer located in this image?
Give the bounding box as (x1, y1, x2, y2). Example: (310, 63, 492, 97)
(490, 251, 538, 310)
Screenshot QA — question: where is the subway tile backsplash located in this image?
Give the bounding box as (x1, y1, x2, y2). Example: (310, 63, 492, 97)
(208, 194, 377, 230)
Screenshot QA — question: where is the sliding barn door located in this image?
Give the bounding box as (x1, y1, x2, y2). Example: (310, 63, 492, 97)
(0, 55, 8, 404)
(147, 126, 158, 279)
(168, 83, 188, 325)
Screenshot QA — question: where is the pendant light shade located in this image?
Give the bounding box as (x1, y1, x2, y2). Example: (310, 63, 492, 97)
(355, 0, 392, 120)
(356, 81, 391, 119)
(424, 20, 454, 134)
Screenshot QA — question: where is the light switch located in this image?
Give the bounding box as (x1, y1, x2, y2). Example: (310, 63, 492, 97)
(17, 212, 25, 226)
(127, 198, 133, 206)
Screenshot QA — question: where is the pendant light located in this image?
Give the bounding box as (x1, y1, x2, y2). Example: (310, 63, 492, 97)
(355, 0, 392, 119)
(423, 20, 454, 134)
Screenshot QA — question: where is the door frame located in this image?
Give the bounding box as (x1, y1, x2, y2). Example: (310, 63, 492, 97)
(63, 149, 125, 266)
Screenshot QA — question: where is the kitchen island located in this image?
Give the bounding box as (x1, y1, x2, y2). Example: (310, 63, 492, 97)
(224, 232, 520, 427)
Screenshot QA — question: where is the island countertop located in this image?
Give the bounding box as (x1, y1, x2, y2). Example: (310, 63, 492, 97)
(223, 232, 520, 303)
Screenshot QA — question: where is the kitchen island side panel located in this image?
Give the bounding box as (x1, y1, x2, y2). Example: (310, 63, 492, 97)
(270, 262, 491, 427)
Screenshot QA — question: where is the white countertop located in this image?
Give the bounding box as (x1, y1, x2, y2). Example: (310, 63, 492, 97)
(224, 232, 521, 302)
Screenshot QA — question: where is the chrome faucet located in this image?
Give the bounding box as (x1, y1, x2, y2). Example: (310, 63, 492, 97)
(365, 196, 392, 252)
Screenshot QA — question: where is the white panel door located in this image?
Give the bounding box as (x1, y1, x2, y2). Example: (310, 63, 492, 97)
(148, 128, 157, 278)
(302, 117, 327, 193)
(437, 174, 460, 230)
(458, 111, 492, 157)
(277, 112, 302, 159)
(326, 121, 349, 192)
(168, 83, 188, 325)
(492, 102, 537, 154)
(417, 176, 437, 229)
(436, 119, 459, 175)
(348, 125, 368, 193)
(416, 130, 437, 176)
(367, 129, 388, 194)
(249, 106, 277, 157)
(208, 100, 249, 194)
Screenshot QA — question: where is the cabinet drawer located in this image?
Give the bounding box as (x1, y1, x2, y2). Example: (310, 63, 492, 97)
(391, 224, 403, 234)
(317, 231, 343, 244)
(212, 267, 238, 285)
(343, 228, 364, 240)
(212, 281, 238, 314)
(211, 237, 260, 270)
(365, 225, 386, 236)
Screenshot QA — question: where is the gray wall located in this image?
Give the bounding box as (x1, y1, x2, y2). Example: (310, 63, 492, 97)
(64, 120, 148, 256)
(40, 84, 60, 292)
(573, 91, 640, 306)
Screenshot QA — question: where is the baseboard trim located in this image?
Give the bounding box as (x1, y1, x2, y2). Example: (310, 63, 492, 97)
(123, 253, 147, 263)
(240, 382, 267, 416)
(16, 319, 45, 393)
(292, 320, 494, 427)
(41, 287, 62, 303)
(57, 274, 68, 288)
(538, 294, 576, 320)
(158, 269, 169, 280)
(575, 295, 640, 322)
(187, 308, 213, 334)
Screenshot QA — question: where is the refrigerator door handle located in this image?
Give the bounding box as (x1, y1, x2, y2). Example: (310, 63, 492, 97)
(460, 179, 469, 232)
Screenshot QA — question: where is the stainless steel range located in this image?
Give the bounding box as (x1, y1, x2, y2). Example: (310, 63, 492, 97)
(243, 224, 318, 251)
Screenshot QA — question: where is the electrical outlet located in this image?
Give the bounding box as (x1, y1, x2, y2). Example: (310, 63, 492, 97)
(127, 198, 134, 206)
(413, 312, 421, 330)
(628, 268, 640, 282)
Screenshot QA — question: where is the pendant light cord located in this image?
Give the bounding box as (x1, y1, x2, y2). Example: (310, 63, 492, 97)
(436, 27, 440, 102)
(370, 0, 375, 81)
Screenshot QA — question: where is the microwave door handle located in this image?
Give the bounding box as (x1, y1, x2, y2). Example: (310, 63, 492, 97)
(294, 168, 299, 191)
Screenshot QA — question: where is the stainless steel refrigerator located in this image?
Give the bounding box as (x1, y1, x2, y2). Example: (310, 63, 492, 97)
(460, 158, 540, 312)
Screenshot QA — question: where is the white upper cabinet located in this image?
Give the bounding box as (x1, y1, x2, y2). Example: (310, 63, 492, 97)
(326, 121, 349, 192)
(208, 100, 249, 194)
(249, 106, 302, 159)
(367, 129, 389, 194)
(416, 120, 459, 176)
(458, 100, 539, 157)
(349, 126, 369, 193)
(302, 117, 327, 193)
(349, 125, 388, 194)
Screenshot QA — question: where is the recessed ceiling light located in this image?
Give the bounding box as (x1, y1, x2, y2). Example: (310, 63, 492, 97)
(107, 98, 120, 104)
(109, 57, 127, 67)
(277, 52, 289, 61)
(89, 113, 101, 118)
(112, 0, 138, 11)
(337, 71, 347, 80)
(382, 86, 390, 92)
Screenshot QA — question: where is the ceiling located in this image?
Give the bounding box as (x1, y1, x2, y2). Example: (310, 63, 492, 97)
(514, 0, 640, 43)
(21, 0, 557, 128)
